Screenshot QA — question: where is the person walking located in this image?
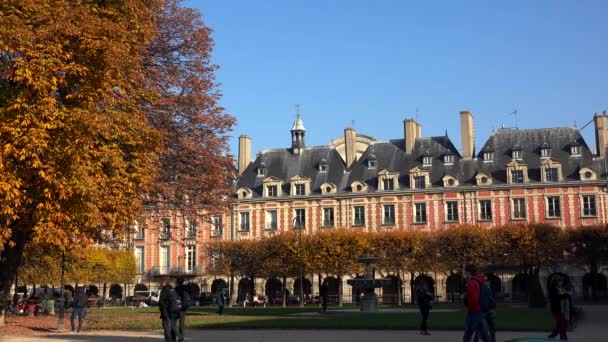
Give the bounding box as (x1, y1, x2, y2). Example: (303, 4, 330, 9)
(462, 264, 491, 342)
(216, 287, 225, 315)
(415, 279, 433, 335)
(548, 277, 568, 340)
(473, 275, 497, 342)
(174, 277, 189, 342)
(320, 282, 329, 312)
(70, 287, 87, 333)
(159, 281, 179, 342)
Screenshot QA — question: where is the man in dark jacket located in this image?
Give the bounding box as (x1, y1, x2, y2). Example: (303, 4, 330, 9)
(548, 277, 568, 340)
(320, 283, 329, 312)
(415, 280, 433, 335)
(463, 265, 491, 342)
(159, 281, 178, 342)
(174, 277, 188, 342)
(70, 287, 87, 333)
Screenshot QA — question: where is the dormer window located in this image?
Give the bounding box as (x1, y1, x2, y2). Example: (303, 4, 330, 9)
(541, 148, 551, 158)
(570, 145, 581, 156)
(257, 163, 266, 176)
(383, 178, 394, 190)
(444, 154, 454, 165)
(290, 175, 311, 196)
(409, 167, 430, 190)
(506, 160, 528, 184)
(263, 176, 283, 197)
(423, 156, 432, 166)
(378, 169, 399, 191)
(319, 159, 328, 172)
(267, 185, 277, 197)
(512, 150, 522, 160)
(483, 152, 494, 162)
(368, 155, 377, 169)
(295, 184, 305, 196)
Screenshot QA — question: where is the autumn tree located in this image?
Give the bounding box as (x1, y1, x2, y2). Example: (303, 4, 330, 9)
(261, 233, 302, 307)
(0, 0, 234, 324)
(309, 228, 369, 307)
(142, 0, 235, 224)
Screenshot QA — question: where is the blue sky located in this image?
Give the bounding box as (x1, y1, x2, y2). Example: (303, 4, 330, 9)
(187, 0, 608, 156)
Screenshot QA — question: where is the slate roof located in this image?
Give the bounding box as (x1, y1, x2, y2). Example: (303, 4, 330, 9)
(236, 126, 606, 197)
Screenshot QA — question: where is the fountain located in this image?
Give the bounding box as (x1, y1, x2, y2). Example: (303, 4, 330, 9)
(347, 251, 392, 312)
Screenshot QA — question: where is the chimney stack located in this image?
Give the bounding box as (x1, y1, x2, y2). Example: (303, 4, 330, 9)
(594, 112, 607, 157)
(460, 111, 475, 159)
(238, 134, 252, 175)
(404, 118, 420, 154)
(344, 127, 357, 168)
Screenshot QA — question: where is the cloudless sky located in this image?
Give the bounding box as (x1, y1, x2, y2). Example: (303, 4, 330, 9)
(187, 0, 608, 156)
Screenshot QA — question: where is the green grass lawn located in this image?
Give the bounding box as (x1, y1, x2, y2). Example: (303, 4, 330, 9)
(84, 304, 554, 331)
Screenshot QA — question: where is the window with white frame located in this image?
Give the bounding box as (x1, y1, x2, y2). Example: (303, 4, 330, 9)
(185, 218, 197, 238)
(511, 170, 524, 184)
(483, 152, 494, 162)
(257, 165, 265, 176)
(423, 156, 432, 166)
(541, 148, 551, 158)
(414, 203, 427, 223)
(323, 207, 334, 227)
(512, 198, 526, 219)
(446, 201, 459, 222)
(159, 245, 170, 273)
(353, 206, 365, 226)
(383, 204, 395, 224)
(212, 216, 222, 236)
(239, 212, 250, 231)
(267, 185, 278, 197)
(295, 184, 305, 196)
(444, 154, 454, 164)
(368, 159, 376, 168)
(414, 176, 426, 189)
(266, 210, 278, 229)
(512, 150, 522, 160)
(479, 200, 492, 221)
(185, 246, 196, 272)
(134, 222, 144, 240)
(135, 246, 144, 274)
(571, 146, 581, 156)
(546, 197, 561, 218)
(319, 160, 328, 172)
(545, 168, 559, 182)
(294, 208, 306, 229)
(582, 195, 597, 217)
(160, 218, 171, 239)
(383, 178, 394, 191)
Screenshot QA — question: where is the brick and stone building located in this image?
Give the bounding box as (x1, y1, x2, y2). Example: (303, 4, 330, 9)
(132, 111, 608, 303)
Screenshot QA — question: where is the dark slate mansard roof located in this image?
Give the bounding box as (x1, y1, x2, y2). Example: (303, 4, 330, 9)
(236, 126, 606, 197)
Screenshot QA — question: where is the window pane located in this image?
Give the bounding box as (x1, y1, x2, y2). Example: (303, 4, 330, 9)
(511, 170, 524, 184)
(240, 212, 250, 230)
(513, 198, 526, 219)
(415, 203, 427, 223)
(295, 209, 305, 228)
(323, 208, 334, 226)
(583, 195, 596, 216)
(480, 200, 492, 220)
(383, 205, 395, 224)
(354, 206, 365, 226)
(446, 201, 458, 222)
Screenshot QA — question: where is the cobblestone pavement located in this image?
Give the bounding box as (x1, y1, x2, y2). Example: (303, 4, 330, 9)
(2, 305, 606, 342)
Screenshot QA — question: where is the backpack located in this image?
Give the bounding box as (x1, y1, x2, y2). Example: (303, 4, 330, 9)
(169, 289, 183, 313)
(474, 278, 496, 312)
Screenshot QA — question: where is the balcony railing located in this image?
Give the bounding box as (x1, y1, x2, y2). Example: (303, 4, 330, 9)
(150, 266, 202, 276)
(239, 224, 250, 231)
(266, 222, 277, 229)
(353, 219, 365, 226)
(211, 229, 223, 237)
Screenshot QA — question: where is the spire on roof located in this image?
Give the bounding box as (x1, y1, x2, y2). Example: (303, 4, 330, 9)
(291, 114, 306, 131)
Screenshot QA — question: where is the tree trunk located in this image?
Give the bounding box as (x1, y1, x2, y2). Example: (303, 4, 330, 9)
(410, 272, 415, 304)
(0, 229, 30, 326)
(397, 270, 403, 306)
(338, 275, 343, 307)
(528, 268, 546, 308)
(282, 275, 287, 307)
(229, 274, 237, 307)
(102, 283, 107, 307)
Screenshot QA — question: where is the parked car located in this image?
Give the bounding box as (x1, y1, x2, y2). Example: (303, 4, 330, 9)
(133, 290, 159, 306)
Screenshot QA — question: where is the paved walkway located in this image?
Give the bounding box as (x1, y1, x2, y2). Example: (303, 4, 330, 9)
(2, 305, 606, 342)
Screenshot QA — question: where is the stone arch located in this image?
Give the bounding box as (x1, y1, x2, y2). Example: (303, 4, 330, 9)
(87, 284, 99, 296)
(512, 273, 528, 301)
(582, 272, 607, 300)
(109, 284, 123, 299)
(134, 283, 148, 292)
(293, 276, 312, 299)
(265, 278, 283, 305)
(446, 273, 466, 302)
(322, 276, 339, 304)
(382, 275, 401, 304)
(485, 273, 502, 294)
(187, 283, 201, 297)
(237, 278, 253, 303)
(414, 274, 435, 302)
(211, 279, 228, 293)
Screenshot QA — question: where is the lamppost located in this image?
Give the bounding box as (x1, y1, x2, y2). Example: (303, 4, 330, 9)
(57, 251, 66, 331)
(293, 217, 304, 307)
